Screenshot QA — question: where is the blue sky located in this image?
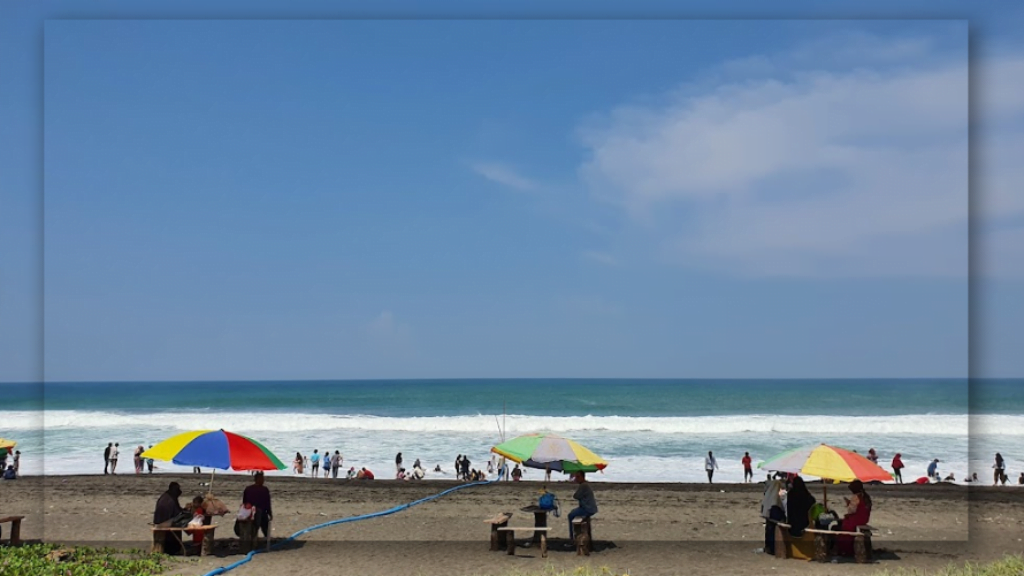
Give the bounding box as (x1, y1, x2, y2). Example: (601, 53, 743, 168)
(2, 1, 1022, 381)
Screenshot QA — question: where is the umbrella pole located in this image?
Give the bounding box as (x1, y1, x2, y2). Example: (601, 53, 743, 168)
(823, 481, 828, 511)
(209, 469, 216, 494)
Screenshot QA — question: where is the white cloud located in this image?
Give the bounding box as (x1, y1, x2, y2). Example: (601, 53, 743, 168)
(472, 162, 538, 191)
(578, 43, 970, 277)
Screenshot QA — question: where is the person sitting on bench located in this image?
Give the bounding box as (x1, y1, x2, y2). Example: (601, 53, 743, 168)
(786, 476, 816, 537)
(154, 482, 185, 555)
(567, 471, 598, 543)
(836, 480, 872, 556)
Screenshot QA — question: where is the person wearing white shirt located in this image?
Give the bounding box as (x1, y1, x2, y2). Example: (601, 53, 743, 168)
(704, 451, 719, 483)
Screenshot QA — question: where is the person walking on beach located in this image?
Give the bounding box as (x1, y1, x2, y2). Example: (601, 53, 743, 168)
(705, 451, 718, 483)
(742, 452, 753, 483)
(993, 453, 1006, 485)
(109, 443, 120, 474)
(395, 452, 403, 474)
(104, 442, 113, 474)
(891, 453, 905, 484)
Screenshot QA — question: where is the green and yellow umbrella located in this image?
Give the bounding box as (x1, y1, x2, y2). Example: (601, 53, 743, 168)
(491, 433, 607, 473)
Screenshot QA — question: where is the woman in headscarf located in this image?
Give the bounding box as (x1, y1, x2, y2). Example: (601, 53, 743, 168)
(785, 475, 815, 537)
(837, 480, 873, 556)
(760, 479, 785, 554)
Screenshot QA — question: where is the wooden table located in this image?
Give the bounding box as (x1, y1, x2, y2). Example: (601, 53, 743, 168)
(150, 524, 218, 556)
(519, 505, 553, 544)
(0, 515, 25, 546)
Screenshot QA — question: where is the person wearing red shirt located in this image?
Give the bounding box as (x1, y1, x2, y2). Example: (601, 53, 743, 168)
(741, 452, 753, 483)
(891, 453, 905, 484)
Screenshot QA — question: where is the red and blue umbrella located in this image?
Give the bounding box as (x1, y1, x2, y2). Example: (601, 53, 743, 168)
(142, 429, 285, 472)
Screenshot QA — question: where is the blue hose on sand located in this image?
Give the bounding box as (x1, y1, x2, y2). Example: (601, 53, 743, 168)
(201, 479, 495, 576)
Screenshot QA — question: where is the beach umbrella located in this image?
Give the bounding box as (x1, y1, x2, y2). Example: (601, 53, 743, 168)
(0, 439, 16, 450)
(491, 433, 607, 475)
(757, 443, 892, 507)
(142, 429, 285, 491)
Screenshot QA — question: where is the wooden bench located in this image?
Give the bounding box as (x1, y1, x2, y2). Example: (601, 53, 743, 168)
(768, 520, 873, 563)
(498, 526, 551, 558)
(0, 516, 25, 546)
(484, 512, 513, 551)
(572, 516, 594, 556)
(150, 524, 218, 556)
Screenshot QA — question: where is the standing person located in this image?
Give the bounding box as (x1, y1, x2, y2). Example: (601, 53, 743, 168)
(146, 447, 155, 473)
(323, 449, 331, 480)
(461, 456, 471, 482)
(293, 452, 303, 475)
(104, 442, 113, 474)
(12, 451, 20, 478)
(310, 450, 320, 479)
(511, 464, 522, 481)
(134, 446, 144, 474)
(741, 452, 753, 483)
(927, 459, 940, 482)
(454, 455, 462, 480)
(866, 448, 879, 464)
(109, 443, 120, 474)
(704, 451, 718, 483)
(567, 471, 598, 544)
(242, 472, 273, 543)
(993, 453, 1006, 485)
(395, 452, 403, 474)
(331, 451, 342, 479)
(891, 453, 905, 484)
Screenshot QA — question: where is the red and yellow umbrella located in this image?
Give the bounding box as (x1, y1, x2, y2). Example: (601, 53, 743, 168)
(758, 443, 892, 507)
(757, 443, 892, 482)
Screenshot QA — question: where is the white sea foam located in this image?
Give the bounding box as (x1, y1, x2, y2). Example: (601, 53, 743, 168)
(2, 410, 1003, 435)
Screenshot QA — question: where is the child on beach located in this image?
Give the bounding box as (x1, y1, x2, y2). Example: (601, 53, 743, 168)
(186, 496, 206, 549)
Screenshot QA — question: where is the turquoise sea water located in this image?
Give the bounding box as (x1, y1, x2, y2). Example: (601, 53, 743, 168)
(1, 379, 1020, 483)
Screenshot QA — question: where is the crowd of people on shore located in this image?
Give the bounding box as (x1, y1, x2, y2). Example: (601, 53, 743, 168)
(97, 440, 1022, 488)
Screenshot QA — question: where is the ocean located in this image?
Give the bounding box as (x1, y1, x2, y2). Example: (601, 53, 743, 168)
(1, 379, 1021, 484)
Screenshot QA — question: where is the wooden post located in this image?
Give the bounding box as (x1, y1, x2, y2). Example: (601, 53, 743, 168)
(9, 519, 20, 546)
(774, 525, 788, 559)
(532, 511, 546, 544)
(202, 527, 215, 556)
(540, 530, 547, 558)
(152, 530, 165, 554)
(506, 530, 516, 555)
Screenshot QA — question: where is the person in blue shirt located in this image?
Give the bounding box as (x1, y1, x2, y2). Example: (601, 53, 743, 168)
(310, 450, 321, 479)
(567, 471, 598, 544)
(927, 459, 940, 481)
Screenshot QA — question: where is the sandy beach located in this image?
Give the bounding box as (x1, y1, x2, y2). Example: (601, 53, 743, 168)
(3, 474, 1022, 575)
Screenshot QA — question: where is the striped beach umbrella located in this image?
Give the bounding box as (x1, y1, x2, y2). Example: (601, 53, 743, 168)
(758, 443, 893, 507)
(142, 429, 285, 491)
(491, 433, 607, 474)
(757, 443, 893, 483)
